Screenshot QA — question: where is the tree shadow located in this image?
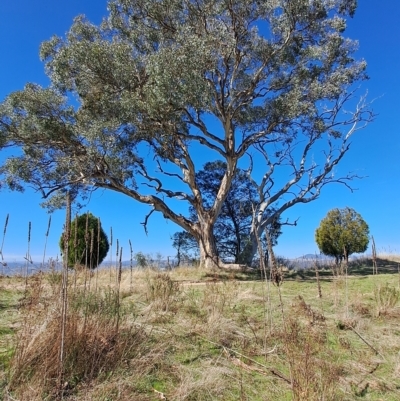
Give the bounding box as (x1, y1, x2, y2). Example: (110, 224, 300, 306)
(347, 258, 399, 276)
(285, 257, 399, 282)
(204, 257, 400, 283)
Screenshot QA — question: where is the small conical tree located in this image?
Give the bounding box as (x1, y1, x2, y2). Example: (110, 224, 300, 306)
(59, 213, 109, 269)
(315, 207, 369, 265)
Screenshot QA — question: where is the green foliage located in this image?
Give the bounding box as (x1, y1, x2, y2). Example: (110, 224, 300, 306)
(134, 251, 148, 268)
(59, 213, 109, 269)
(171, 231, 198, 266)
(0, 0, 372, 267)
(315, 207, 369, 263)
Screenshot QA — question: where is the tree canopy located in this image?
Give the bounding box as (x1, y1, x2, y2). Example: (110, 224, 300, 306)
(0, 0, 373, 268)
(60, 212, 109, 269)
(315, 207, 369, 264)
(171, 231, 199, 266)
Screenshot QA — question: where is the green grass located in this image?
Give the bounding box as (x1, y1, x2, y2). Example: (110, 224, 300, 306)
(0, 258, 400, 400)
(0, 281, 23, 396)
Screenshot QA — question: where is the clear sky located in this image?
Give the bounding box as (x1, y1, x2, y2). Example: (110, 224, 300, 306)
(0, 0, 399, 263)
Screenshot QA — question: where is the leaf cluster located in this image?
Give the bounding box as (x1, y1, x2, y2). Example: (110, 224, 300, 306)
(59, 212, 109, 269)
(315, 207, 369, 262)
(0, 0, 372, 268)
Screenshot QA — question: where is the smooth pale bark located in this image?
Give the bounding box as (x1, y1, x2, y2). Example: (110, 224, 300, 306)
(103, 169, 234, 268)
(243, 232, 261, 266)
(196, 221, 220, 269)
(243, 212, 273, 266)
(192, 160, 236, 268)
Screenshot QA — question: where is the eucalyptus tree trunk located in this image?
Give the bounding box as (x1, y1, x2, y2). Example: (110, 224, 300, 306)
(196, 221, 219, 269)
(242, 229, 261, 266)
(192, 160, 236, 268)
(243, 212, 274, 266)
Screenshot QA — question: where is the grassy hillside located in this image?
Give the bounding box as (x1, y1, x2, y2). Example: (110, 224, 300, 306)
(0, 256, 400, 400)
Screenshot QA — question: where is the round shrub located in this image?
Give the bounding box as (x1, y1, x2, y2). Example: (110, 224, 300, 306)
(59, 212, 109, 269)
(315, 207, 369, 265)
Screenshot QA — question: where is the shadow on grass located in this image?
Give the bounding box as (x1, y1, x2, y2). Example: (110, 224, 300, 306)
(201, 257, 400, 283)
(201, 269, 263, 282)
(286, 258, 399, 282)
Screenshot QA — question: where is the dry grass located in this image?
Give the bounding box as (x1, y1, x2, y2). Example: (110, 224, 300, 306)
(378, 252, 400, 263)
(7, 276, 147, 400)
(283, 297, 343, 401)
(1, 261, 400, 400)
(374, 283, 400, 316)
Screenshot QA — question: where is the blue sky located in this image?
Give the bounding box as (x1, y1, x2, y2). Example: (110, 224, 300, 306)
(0, 0, 399, 263)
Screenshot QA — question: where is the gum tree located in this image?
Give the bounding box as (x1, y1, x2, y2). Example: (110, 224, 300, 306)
(0, 0, 373, 268)
(185, 160, 281, 264)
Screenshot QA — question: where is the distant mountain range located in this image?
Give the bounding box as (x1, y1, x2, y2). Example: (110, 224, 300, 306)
(296, 254, 334, 260)
(0, 259, 172, 276)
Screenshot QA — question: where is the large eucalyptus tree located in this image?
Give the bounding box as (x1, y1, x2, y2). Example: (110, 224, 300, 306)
(0, 0, 372, 268)
(186, 161, 282, 264)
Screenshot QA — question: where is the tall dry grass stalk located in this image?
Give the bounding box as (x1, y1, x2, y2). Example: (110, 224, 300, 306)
(253, 222, 271, 355)
(372, 236, 378, 274)
(264, 225, 296, 395)
(59, 191, 71, 396)
(109, 226, 113, 284)
(24, 221, 32, 290)
(42, 215, 52, 269)
(116, 246, 123, 332)
(95, 217, 101, 291)
(83, 213, 89, 293)
(72, 213, 78, 290)
(115, 239, 119, 288)
(88, 228, 94, 290)
(343, 246, 349, 318)
(0, 213, 9, 269)
(129, 239, 133, 291)
(314, 256, 322, 298)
